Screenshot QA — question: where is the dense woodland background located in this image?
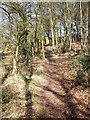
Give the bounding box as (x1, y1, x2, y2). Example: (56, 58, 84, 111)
(0, 1, 90, 119)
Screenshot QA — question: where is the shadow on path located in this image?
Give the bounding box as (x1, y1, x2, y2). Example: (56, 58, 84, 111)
(25, 79, 32, 118)
(43, 82, 77, 119)
(25, 57, 33, 118)
(59, 77, 77, 119)
(43, 49, 78, 119)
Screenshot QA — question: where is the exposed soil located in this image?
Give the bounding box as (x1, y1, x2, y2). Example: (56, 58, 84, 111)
(1, 48, 89, 119)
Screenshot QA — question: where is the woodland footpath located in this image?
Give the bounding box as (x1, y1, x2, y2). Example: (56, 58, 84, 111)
(0, 1, 90, 119)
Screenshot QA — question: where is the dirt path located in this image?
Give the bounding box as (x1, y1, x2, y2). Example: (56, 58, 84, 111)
(26, 49, 89, 119)
(1, 49, 89, 119)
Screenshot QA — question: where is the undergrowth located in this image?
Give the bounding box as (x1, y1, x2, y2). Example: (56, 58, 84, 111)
(69, 53, 89, 88)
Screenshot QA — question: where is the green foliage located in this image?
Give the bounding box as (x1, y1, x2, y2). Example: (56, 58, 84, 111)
(2, 85, 14, 103)
(78, 56, 90, 71)
(21, 74, 30, 82)
(70, 54, 89, 87)
(61, 43, 69, 53)
(72, 70, 86, 86)
(60, 38, 70, 53)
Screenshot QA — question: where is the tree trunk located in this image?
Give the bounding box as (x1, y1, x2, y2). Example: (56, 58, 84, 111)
(40, 10, 45, 60)
(84, 5, 88, 52)
(75, 17, 79, 42)
(35, 12, 39, 55)
(80, 0, 84, 50)
(48, 7, 55, 48)
(88, 2, 90, 82)
(41, 22, 45, 60)
(55, 26, 58, 53)
(63, 13, 68, 52)
(66, 2, 72, 51)
(59, 21, 62, 54)
(12, 46, 19, 74)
